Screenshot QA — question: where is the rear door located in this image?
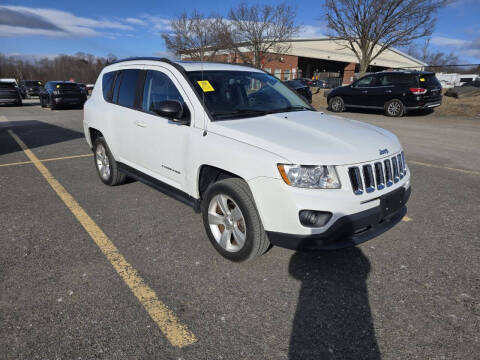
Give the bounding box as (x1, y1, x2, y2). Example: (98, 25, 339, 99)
(110, 68, 143, 164)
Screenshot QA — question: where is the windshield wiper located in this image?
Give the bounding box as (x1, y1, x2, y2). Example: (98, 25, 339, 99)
(270, 105, 312, 114)
(211, 108, 268, 120)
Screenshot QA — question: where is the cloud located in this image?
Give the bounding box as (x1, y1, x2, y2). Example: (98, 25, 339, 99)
(0, 5, 133, 37)
(125, 17, 146, 26)
(296, 24, 326, 38)
(430, 35, 480, 61)
(431, 36, 469, 47)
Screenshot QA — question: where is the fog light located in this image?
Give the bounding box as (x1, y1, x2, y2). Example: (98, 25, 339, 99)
(299, 210, 332, 228)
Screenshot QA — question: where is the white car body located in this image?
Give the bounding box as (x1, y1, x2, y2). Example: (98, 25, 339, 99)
(83, 58, 410, 253)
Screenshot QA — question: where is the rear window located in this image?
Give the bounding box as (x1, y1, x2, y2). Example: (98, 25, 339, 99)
(116, 69, 139, 108)
(418, 74, 441, 87)
(102, 71, 115, 101)
(0, 82, 15, 89)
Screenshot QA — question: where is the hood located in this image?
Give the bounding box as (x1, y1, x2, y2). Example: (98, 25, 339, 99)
(207, 111, 402, 165)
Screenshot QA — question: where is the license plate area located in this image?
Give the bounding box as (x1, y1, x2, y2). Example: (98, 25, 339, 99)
(380, 188, 405, 217)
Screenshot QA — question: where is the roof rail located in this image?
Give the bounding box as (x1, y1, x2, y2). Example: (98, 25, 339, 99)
(110, 57, 179, 67)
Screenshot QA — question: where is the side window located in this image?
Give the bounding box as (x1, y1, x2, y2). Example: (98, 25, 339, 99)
(142, 70, 184, 114)
(112, 71, 123, 103)
(353, 76, 376, 88)
(117, 69, 139, 108)
(102, 71, 115, 101)
(378, 75, 394, 86)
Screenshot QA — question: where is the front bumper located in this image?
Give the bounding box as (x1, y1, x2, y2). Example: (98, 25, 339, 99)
(266, 186, 410, 250)
(54, 96, 86, 106)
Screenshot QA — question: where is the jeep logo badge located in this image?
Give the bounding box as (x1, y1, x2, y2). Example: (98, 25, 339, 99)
(379, 148, 389, 155)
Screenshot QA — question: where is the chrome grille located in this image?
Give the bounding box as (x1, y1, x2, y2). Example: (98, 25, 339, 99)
(349, 152, 407, 195)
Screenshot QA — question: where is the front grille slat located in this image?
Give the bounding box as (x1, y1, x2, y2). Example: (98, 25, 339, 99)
(384, 159, 393, 187)
(397, 154, 404, 179)
(391, 157, 400, 183)
(362, 165, 375, 193)
(348, 167, 364, 195)
(374, 162, 385, 190)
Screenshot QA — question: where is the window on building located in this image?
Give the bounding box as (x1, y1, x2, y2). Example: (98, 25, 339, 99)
(274, 69, 281, 79)
(284, 69, 291, 81)
(263, 68, 271, 74)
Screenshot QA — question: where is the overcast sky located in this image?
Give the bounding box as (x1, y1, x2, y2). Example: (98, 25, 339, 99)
(0, 0, 479, 64)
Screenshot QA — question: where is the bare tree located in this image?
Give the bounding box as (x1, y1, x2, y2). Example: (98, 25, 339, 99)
(324, 0, 447, 74)
(162, 11, 225, 61)
(225, 3, 299, 68)
(406, 37, 460, 71)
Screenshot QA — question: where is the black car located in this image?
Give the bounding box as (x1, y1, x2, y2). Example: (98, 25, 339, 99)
(284, 80, 312, 103)
(0, 81, 22, 106)
(39, 81, 87, 110)
(20, 80, 43, 98)
(327, 71, 442, 117)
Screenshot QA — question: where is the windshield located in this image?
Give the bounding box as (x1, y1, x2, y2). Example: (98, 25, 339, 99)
(0, 82, 15, 89)
(187, 70, 313, 120)
(24, 81, 41, 86)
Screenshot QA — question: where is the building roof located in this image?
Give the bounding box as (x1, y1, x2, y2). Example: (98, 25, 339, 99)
(280, 38, 427, 68)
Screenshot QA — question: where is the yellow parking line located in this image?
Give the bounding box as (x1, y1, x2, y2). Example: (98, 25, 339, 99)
(41, 153, 93, 162)
(409, 160, 480, 176)
(0, 160, 33, 167)
(0, 153, 93, 168)
(402, 216, 412, 222)
(8, 130, 197, 348)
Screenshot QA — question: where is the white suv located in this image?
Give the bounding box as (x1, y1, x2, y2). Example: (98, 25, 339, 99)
(83, 58, 411, 261)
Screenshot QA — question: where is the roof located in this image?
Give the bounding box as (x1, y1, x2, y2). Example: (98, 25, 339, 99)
(281, 38, 427, 68)
(109, 57, 263, 73)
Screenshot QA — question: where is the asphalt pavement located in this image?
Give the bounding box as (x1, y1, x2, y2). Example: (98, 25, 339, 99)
(1, 99, 479, 359)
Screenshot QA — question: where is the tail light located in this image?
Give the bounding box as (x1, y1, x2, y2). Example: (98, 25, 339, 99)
(409, 88, 427, 95)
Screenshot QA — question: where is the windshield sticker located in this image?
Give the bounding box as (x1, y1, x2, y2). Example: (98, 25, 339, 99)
(197, 80, 214, 92)
(56, 84, 61, 88)
(419, 77, 426, 82)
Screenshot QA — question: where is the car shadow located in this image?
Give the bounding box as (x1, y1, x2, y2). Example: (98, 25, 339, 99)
(0, 120, 85, 156)
(288, 248, 380, 360)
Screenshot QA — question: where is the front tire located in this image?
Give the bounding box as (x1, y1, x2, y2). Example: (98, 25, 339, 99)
(385, 99, 404, 117)
(93, 137, 126, 186)
(329, 96, 345, 112)
(202, 178, 270, 262)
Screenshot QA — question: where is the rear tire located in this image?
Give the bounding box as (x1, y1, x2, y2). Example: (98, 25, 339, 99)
(329, 96, 345, 112)
(93, 137, 126, 186)
(385, 99, 404, 117)
(202, 178, 270, 262)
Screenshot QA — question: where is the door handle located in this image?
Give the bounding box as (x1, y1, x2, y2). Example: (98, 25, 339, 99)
(385, 90, 392, 93)
(362, 90, 368, 94)
(135, 121, 147, 128)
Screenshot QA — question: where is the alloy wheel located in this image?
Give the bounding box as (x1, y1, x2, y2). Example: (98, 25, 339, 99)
(95, 143, 111, 180)
(207, 194, 247, 252)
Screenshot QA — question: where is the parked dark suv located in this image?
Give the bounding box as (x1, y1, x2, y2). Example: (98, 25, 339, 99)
(327, 71, 442, 117)
(284, 80, 313, 103)
(20, 80, 42, 98)
(0, 81, 22, 106)
(40, 81, 87, 110)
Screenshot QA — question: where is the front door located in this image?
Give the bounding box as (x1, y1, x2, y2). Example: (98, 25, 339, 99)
(349, 75, 377, 106)
(131, 67, 194, 190)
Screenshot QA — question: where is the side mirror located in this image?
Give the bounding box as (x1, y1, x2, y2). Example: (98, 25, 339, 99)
(152, 100, 184, 120)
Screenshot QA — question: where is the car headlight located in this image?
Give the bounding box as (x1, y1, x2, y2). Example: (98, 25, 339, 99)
(277, 164, 341, 189)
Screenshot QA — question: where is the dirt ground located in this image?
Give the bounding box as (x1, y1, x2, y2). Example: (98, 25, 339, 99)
(311, 89, 480, 117)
